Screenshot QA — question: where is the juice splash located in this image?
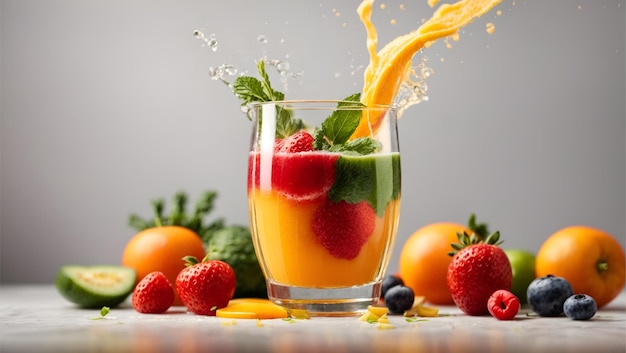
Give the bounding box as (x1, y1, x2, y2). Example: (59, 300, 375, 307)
(353, 0, 502, 138)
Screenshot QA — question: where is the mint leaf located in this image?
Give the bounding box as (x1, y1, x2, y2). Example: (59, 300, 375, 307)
(329, 153, 400, 216)
(313, 93, 365, 150)
(233, 77, 268, 106)
(276, 107, 304, 138)
(328, 137, 380, 155)
(232, 61, 301, 136)
(232, 61, 284, 106)
(257, 61, 284, 101)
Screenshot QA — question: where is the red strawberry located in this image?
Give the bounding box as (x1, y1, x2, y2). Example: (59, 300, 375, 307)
(175, 256, 236, 316)
(276, 130, 314, 153)
(248, 151, 339, 201)
(446, 231, 512, 316)
(488, 289, 520, 320)
(273, 153, 338, 201)
(132, 271, 175, 314)
(311, 199, 376, 260)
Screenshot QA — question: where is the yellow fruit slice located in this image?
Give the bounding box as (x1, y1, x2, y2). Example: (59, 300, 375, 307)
(358, 310, 380, 322)
(353, 0, 502, 138)
(367, 305, 389, 317)
(416, 305, 439, 317)
(215, 299, 289, 319)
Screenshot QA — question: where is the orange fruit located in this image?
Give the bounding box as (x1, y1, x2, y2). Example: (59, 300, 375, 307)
(536, 225, 626, 308)
(398, 222, 470, 305)
(122, 225, 206, 305)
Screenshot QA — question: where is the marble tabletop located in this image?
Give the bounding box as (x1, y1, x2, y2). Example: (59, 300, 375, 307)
(1, 285, 624, 353)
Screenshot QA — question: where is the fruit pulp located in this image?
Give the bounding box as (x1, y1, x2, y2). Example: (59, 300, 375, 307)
(248, 151, 400, 288)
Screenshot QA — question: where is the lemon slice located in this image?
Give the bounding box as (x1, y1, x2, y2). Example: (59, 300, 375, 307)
(216, 299, 289, 319)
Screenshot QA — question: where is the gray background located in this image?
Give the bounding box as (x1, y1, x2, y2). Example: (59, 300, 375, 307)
(1, 0, 624, 283)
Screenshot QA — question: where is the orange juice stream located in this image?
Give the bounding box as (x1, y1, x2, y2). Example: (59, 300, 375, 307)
(353, 0, 502, 138)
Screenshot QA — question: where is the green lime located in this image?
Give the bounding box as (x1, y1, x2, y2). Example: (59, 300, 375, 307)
(504, 249, 536, 305)
(55, 265, 136, 308)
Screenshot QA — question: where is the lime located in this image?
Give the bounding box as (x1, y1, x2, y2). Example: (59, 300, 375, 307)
(55, 265, 136, 308)
(504, 249, 536, 305)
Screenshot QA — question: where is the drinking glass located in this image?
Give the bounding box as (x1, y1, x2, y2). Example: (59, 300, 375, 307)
(247, 100, 401, 316)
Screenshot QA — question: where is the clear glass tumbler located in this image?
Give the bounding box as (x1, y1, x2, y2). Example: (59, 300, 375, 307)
(247, 100, 401, 316)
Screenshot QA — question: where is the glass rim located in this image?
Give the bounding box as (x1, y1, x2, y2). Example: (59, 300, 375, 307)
(247, 99, 396, 111)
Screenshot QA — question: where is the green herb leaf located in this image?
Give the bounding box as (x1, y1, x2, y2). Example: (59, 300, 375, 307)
(257, 61, 284, 102)
(313, 94, 363, 150)
(232, 76, 268, 106)
(100, 306, 110, 317)
(275, 106, 304, 138)
(328, 137, 380, 155)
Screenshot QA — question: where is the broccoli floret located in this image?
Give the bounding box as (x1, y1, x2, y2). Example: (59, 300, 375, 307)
(203, 225, 267, 298)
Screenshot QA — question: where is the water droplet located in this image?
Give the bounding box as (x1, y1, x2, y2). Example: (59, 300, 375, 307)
(193, 30, 218, 52)
(209, 64, 239, 84)
(258, 35, 268, 44)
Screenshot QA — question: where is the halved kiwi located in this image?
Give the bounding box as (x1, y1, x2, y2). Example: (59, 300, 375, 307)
(55, 265, 136, 308)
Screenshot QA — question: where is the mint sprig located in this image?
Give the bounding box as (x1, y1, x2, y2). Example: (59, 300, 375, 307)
(233, 62, 379, 153)
(233, 61, 284, 105)
(313, 94, 380, 155)
(232, 61, 302, 138)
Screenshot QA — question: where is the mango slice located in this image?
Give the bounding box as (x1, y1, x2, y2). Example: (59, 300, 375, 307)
(216, 299, 289, 319)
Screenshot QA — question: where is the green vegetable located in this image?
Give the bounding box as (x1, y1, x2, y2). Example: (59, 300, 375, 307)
(128, 190, 267, 299)
(204, 225, 267, 298)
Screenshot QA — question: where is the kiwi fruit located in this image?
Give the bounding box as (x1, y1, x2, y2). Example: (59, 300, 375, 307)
(55, 265, 136, 308)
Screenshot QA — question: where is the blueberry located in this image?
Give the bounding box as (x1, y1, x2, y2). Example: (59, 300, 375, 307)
(564, 294, 597, 320)
(381, 274, 404, 299)
(384, 285, 414, 314)
(527, 274, 574, 316)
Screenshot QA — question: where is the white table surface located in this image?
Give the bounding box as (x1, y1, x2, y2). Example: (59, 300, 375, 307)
(1, 284, 624, 353)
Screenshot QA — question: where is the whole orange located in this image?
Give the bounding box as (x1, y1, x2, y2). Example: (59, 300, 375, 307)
(536, 225, 625, 308)
(122, 225, 206, 305)
(398, 222, 470, 305)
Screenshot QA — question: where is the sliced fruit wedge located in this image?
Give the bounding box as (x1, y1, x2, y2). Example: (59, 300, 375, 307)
(55, 265, 136, 308)
(215, 299, 289, 319)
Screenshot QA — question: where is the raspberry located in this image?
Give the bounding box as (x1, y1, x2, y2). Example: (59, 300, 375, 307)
(487, 289, 520, 320)
(311, 199, 375, 260)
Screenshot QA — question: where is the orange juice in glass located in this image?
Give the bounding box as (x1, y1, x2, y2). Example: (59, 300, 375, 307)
(247, 99, 400, 316)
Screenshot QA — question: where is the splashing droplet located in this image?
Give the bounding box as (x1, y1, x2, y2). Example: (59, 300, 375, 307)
(193, 30, 218, 52)
(209, 64, 239, 84)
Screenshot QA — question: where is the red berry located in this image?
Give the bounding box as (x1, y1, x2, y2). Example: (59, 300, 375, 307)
(131, 271, 175, 314)
(175, 258, 236, 316)
(311, 199, 376, 260)
(276, 130, 314, 153)
(447, 243, 512, 315)
(248, 151, 339, 202)
(488, 289, 520, 320)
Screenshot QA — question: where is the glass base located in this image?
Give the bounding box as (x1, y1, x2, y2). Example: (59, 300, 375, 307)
(266, 280, 382, 317)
